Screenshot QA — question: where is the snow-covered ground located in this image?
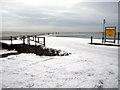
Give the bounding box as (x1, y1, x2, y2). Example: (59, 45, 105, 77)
(0, 50, 17, 55)
(0, 36, 118, 88)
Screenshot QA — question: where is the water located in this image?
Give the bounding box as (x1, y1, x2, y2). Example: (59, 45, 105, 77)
(51, 32, 119, 39)
(1, 31, 47, 37)
(1, 31, 119, 39)
(50, 32, 103, 39)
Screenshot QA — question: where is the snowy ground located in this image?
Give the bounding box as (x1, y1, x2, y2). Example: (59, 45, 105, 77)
(0, 50, 17, 55)
(0, 36, 118, 88)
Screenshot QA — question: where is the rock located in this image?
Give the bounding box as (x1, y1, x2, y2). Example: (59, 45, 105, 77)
(10, 44, 71, 56)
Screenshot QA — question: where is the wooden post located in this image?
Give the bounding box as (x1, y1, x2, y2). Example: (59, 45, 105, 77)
(27, 36, 30, 45)
(118, 32, 119, 44)
(29, 36, 30, 45)
(103, 19, 105, 43)
(38, 37, 39, 43)
(33, 36, 34, 41)
(114, 37, 116, 44)
(43, 37, 45, 46)
(29, 36, 31, 41)
(11, 36, 12, 45)
(27, 36, 29, 44)
(35, 35, 36, 41)
(102, 32, 104, 43)
(29, 36, 32, 44)
(35, 35, 36, 46)
(23, 36, 25, 44)
(91, 36, 93, 44)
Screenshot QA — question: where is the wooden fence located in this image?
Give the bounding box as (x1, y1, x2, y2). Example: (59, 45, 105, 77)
(10, 35, 45, 47)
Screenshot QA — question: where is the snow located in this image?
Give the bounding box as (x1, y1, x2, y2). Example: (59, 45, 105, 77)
(0, 40, 23, 45)
(0, 38, 43, 46)
(0, 36, 118, 88)
(0, 50, 17, 55)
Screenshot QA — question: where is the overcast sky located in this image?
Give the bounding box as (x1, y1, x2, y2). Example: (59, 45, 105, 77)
(0, 0, 119, 32)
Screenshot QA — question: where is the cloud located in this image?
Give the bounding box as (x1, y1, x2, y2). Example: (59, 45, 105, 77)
(0, 0, 118, 32)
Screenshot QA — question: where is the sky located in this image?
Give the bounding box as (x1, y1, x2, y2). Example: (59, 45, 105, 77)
(0, 0, 119, 32)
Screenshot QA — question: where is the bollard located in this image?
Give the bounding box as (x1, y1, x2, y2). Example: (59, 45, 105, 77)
(91, 36, 93, 44)
(102, 32, 104, 43)
(114, 35, 116, 44)
(114, 38, 116, 44)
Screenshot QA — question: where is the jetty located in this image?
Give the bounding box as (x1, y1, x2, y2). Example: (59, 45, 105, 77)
(0, 35, 70, 58)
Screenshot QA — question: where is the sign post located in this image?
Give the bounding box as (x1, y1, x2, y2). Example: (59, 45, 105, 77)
(102, 19, 106, 43)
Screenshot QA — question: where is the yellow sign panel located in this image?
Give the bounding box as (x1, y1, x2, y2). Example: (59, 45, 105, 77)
(106, 28, 115, 37)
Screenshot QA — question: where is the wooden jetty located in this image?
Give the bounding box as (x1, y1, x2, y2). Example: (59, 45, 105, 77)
(1, 35, 70, 57)
(10, 35, 45, 47)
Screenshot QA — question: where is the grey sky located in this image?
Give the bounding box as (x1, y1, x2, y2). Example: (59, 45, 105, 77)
(0, 0, 118, 32)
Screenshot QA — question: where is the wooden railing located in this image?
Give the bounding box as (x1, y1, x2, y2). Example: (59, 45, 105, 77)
(10, 35, 45, 47)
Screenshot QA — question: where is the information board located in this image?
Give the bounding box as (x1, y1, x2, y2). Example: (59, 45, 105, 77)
(105, 27, 116, 43)
(106, 28, 115, 37)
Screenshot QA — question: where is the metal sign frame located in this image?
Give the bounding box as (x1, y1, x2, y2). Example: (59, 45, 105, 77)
(105, 27, 116, 43)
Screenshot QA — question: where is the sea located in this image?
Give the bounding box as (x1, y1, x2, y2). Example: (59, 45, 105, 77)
(1, 31, 119, 39)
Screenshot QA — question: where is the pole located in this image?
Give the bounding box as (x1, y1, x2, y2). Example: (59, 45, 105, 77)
(27, 36, 30, 45)
(23, 36, 25, 44)
(11, 36, 12, 45)
(43, 37, 45, 47)
(35, 35, 36, 46)
(38, 37, 39, 43)
(102, 32, 104, 43)
(33, 36, 34, 41)
(103, 19, 105, 43)
(114, 31, 116, 44)
(91, 36, 93, 44)
(29, 36, 30, 45)
(27, 36, 29, 44)
(118, 32, 119, 44)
